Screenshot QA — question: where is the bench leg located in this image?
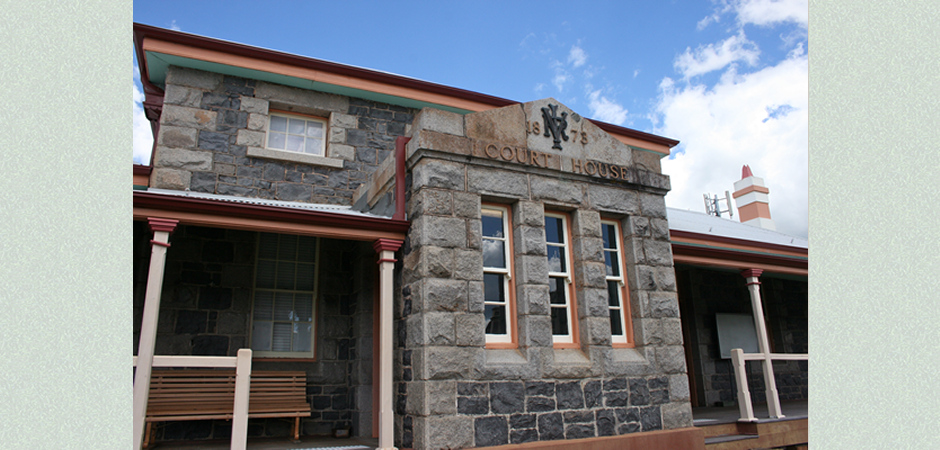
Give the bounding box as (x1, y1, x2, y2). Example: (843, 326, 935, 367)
(293, 417, 300, 442)
(143, 422, 153, 449)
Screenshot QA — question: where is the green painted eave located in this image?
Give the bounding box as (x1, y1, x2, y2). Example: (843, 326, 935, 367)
(145, 51, 474, 115)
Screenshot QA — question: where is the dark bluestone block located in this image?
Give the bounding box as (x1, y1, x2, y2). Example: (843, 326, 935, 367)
(458, 396, 489, 415)
(630, 378, 651, 406)
(474, 416, 509, 447)
(490, 382, 525, 414)
(510, 413, 536, 430)
(526, 397, 556, 412)
(537, 412, 564, 441)
(198, 286, 232, 310)
(596, 410, 616, 436)
(565, 423, 595, 440)
(458, 381, 486, 396)
(526, 380, 555, 397)
(511, 428, 539, 444)
(605, 390, 629, 407)
(175, 310, 207, 334)
(556, 381, 585, 409)
(639, 405, 663, 431)
(584, 380, 602, 408)
(604, 377, 627, 391)
(192, 335, 228, 356)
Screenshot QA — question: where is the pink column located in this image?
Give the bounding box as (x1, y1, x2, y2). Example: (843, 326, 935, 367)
(741, 269, 784, 418)
(373, 239, 402, 450)
(133, 218, 178, 450)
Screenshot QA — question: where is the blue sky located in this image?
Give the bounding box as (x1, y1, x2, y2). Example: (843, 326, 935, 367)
(134, 0, 807, 238)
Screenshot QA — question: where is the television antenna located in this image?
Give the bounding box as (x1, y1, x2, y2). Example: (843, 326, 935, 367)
(703, 191, 734, 218)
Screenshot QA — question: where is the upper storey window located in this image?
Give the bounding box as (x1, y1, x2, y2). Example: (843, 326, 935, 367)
(602, 219, 633, 346)
(545, 211, 577, 346)
(482, 205, 515, 346)
(267, 112, 326, 157)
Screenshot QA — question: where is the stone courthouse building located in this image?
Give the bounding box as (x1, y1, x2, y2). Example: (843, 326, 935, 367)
(133, 23, 807, 450)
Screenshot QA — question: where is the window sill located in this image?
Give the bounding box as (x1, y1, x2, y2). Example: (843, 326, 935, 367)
(247, 146, 344, 169)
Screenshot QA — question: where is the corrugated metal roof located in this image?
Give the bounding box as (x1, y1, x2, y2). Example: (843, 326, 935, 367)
(144, 188, 388, 219)
(667, 208, 808, 249)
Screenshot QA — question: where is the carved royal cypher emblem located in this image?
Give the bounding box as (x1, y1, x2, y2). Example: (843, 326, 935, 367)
(541, 104, 569, 150)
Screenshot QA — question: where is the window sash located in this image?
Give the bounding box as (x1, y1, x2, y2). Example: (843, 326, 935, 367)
(602, 220, 631, 345)
(250, 233, 320, 358)
(266, 113, 326, 157)
(483, 205, 513, 344)
(545, 212, 574, 344)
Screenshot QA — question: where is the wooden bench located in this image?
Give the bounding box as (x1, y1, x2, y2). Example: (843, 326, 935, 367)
(144, 369, 311, 448)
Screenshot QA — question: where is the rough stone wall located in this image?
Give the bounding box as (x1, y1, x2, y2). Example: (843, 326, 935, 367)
(133, 225, 375, 442)
(676, 267, 808, 407)
(151, 66, 414, 206)
(395, 107, 691, 450)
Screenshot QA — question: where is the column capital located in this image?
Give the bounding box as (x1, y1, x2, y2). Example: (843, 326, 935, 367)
(148, 217, 179, 233)
(372, 238, 403, 254)
(740, 268, 763, 279)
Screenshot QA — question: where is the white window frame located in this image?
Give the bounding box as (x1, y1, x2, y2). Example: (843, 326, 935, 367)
(249, 233, 320, 358)
(602, 219, 632, 346)
(482, 205, 514, 345)
(545, 212, 575, 345)
(265, 111, 327, 157)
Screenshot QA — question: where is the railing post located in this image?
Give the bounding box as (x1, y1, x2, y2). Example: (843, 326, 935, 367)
(231, 349, 252, 450)
(741, 269, 784, 419)
(134, 218, 178, 450)
(731, 349, 756, 422)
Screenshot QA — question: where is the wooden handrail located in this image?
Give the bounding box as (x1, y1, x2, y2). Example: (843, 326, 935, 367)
(133, 349, 252, 450)
(730, 348, 808, 422)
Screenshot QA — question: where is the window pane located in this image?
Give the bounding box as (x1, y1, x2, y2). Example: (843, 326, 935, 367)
(288, 118, 305, 134)
(610, 310, 624, 336)
(272, 323, 292, 352)
(605, 251, 619, 277)
(484, 305, 507, 335)
(296, 263, 315, 291)
(259, 233, 278, 259)
(481, 212, 504, 238)
(483, 273, 505, 303)
(547, 245, 565, 273)
(293, 323, 312, 352)
(305, 138, 323, 155)
(269, 116, 287, 132)
(253, 291, 274, 320)
(256, 260, 277, 289)
(276, 262, 295, 289)
(551, 306, 569, 335)
(286, 134, 304, 152)
(274, 292, 294, 320)
(251, 321, 272, 351)
(268, 132, 286, 149)
(607, 281, 621, 307)
(306, 121, 324, 138)
(602, 224, 617, 250)
(278, 235, 297, 259)
(294, 294, 313, 321)
(545, 216, 564, 244)
(297, 236, 317, 262)
(483, 239, 506, 268)
(548, 277, 566, 305)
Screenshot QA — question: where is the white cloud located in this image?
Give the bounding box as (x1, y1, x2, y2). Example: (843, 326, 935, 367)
(656, 51, 808, 238)
(633, 69, 640, 78)
(675, 32, 760, 79)
(133, 80, 154, 165)
(550, 60, 570, 92)
(587, 90, 628, 126)
(733, 0, 808, 28)
(169, 20, 181, 31)
(568, 45, 587, 68)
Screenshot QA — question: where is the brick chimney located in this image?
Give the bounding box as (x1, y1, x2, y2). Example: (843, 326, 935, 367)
(732, 165, 776, 230)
